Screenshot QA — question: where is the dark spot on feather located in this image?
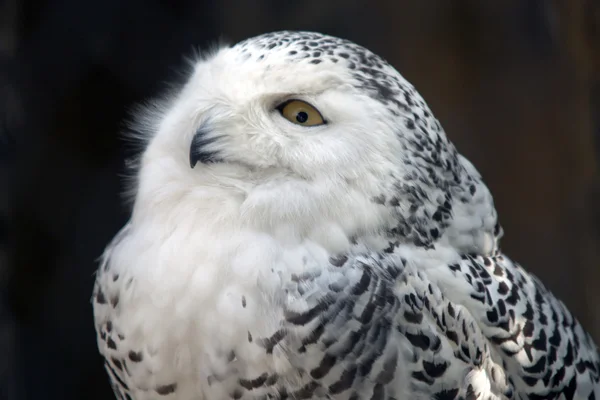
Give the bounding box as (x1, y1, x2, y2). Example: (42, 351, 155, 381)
(156, 383, 177, 395)
(128, 351, 143, 362)
(404, 331, 430, 350)
(96, 289, 107, 304)
(293, 381, 319, 399)
(107, 337, 117, 350)
(239, 373, 268, 390)
(257, 329, 286, 354)
(330, 255, 348, 267)
(311, 354, 337, 379)
(423, 360, 448, 378)
(329, 366, 357, 394)
(111, 357, 123, 371)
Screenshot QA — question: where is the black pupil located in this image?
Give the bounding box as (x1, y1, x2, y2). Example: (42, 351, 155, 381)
(296, 111, 309, 123)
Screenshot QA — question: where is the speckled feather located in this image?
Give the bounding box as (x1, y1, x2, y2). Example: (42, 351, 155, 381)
(92, 31, 600, 400)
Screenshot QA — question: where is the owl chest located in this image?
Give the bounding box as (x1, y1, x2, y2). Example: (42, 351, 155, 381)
(95, 222, 359, 398)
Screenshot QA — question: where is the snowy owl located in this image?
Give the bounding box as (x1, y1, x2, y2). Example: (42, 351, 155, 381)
(92, 31, 600, 400)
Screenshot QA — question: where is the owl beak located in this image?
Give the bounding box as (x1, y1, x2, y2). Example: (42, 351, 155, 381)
(189, 127, 221, 168)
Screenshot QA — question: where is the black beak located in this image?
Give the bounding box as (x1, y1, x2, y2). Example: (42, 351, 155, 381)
(189, 127, 221, 168)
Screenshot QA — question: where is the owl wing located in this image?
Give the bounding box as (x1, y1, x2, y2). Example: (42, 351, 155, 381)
(426, 252, 600, 399)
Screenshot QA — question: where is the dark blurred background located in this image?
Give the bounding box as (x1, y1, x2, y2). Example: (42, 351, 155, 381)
(1, 0, 599, 399)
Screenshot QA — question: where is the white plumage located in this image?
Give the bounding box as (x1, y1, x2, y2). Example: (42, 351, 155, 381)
(93, 31, 600, 400)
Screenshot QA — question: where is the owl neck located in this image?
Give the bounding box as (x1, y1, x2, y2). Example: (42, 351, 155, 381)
(382, 155, 501, 256)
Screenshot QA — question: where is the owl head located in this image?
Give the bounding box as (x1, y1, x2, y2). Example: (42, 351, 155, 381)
(129, 31, 500, 255)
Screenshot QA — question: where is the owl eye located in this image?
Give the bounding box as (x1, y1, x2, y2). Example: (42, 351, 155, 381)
(277, 100, 326, 126)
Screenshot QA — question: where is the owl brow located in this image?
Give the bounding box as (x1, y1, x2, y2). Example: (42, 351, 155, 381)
(268, 78, 350, 103)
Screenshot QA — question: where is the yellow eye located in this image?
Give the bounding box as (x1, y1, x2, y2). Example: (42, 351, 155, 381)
(277, 100, 326, 127)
